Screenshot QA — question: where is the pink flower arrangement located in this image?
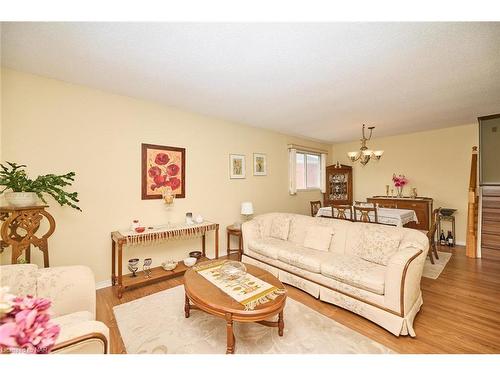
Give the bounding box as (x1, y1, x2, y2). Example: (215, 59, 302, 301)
(0, 287, 60, 354)
(392, 174, 408, 188)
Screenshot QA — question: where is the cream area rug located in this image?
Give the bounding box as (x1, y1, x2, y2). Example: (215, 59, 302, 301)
(113, 286, 393, 354)
(422, 251, 452, 279)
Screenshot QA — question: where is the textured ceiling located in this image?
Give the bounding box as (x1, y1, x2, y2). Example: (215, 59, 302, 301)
(2, 22, 500, 142)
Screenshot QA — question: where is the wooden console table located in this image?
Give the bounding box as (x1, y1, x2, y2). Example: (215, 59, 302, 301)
(111, 221, 219, 298)
(0, 205, 56, 267)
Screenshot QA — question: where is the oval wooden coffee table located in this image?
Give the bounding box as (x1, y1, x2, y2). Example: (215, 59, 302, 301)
(183, 262, 287, 354)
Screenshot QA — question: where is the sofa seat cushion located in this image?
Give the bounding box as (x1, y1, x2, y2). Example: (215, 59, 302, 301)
(321, 255, 386, 295)
(277, 246, 334, 274)
(247, 237, 290, 259)
(52, 311, 109, 354)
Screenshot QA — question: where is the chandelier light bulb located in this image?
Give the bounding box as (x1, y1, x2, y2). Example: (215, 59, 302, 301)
(347, 151, 358, 162)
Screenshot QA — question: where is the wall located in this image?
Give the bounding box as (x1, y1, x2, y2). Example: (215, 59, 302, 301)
(0, 68, 330, 283)
(331, 124, 479, 244)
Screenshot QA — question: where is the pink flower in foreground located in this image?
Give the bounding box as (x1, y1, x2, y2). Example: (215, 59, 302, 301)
(0, 295, 60, 354)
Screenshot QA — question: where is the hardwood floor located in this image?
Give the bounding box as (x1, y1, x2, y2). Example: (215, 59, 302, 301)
(96, 245, 500, 354)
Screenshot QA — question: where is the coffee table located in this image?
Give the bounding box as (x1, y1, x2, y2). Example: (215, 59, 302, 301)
(183, 262, 287, 354)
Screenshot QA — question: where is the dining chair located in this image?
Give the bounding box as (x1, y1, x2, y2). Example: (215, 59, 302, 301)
(353, 205, 379, 223)
(331, 204, 353, 220)
(354, 201, 375, 208)
(310, 200, 322, 217)
(421, 207, 441, 264)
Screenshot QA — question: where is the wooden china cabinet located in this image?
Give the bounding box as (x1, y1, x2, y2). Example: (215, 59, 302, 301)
(323, 164, 353, 206)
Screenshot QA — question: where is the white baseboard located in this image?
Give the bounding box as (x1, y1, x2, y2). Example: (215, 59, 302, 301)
(95, 280, 112, 290)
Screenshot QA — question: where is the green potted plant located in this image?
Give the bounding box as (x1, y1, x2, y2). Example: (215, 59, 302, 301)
(0, 162, 81, 210)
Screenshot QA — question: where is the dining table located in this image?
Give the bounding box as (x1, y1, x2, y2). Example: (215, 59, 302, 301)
(315, 206, 419, 227)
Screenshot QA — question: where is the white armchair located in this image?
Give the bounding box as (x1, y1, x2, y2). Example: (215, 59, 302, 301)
(0, 263, 109, 354)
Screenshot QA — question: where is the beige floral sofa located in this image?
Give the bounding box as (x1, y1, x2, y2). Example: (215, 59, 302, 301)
(0, 264, 109, 353)
(241, 213, 429, 337)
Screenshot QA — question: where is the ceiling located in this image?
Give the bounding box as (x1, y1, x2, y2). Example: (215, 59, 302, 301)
(2, 22, 500, 143)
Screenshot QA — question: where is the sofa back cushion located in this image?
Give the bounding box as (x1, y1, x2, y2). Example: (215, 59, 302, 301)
(250, 213, 427, 263)
(303, 225, 334, 252)
(0, 264, 38, 296)
(253, 213, 351, 253)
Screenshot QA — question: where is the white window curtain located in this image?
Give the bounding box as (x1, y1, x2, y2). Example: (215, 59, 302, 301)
(320, 153, 327, 194)
(289, 148, 297, 195)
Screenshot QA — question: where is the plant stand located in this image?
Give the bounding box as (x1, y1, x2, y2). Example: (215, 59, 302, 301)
(0, 205, 56, 267)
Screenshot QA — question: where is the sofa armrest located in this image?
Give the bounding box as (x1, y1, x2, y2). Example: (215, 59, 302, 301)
(52, 320, 109, 354)
(242, 219, 262, 253)
(384, 246, 427, 315)
(36, 266, 96, 319)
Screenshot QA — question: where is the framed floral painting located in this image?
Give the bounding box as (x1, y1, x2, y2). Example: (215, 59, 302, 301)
(253, 153, 267, 176)
(229, 154, 246, 179)
(142, 143, 186, 199)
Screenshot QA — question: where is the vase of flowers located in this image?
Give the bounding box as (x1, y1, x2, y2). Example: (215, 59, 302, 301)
(0, 287, 60, 354)
(392, 174, 408, 198)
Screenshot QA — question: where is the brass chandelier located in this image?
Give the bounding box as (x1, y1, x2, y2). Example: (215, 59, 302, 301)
(347, 124, 384, 166)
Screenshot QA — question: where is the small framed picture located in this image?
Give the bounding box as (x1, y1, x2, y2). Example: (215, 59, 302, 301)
(229, 154, 246, 179)
(253, 153, 267, 176)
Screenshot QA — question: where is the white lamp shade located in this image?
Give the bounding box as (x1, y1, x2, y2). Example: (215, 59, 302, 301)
(347, 151, 358, 158)
(362, 149, 373, 156)
(373, 150, 384, 157)
(241, 202, 254, 215)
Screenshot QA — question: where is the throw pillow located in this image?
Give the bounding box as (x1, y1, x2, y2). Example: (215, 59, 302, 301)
(269, 216, 291, 240)
(357, 226, 402, 266)
(303, 225, 334, 252)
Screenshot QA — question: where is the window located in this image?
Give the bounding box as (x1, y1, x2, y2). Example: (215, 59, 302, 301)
(295, 152, 321, 190)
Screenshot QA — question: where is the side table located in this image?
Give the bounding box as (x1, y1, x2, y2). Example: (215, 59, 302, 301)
(0, 205, 56, 266)
(437, 214, 456, 247)
(226, 225, 242, 261)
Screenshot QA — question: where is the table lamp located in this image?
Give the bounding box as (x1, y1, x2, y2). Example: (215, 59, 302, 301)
(235, 202, 254, 228)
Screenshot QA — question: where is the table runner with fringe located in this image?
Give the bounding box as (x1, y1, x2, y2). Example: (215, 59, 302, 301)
(193, 260, 285, 311)
(119, 221, 218, 246)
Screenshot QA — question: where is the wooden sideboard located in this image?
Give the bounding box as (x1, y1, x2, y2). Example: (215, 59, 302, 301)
(367, 196, 433, 230)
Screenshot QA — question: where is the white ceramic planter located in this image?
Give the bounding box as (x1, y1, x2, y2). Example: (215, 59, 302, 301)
(4, 192, 38, 207)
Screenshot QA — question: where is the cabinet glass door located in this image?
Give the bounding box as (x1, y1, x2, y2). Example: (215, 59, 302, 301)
(329, 172, 349, 201)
